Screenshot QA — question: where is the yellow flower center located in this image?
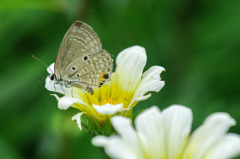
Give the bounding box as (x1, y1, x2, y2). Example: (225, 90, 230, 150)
(79, 78, 134, 108)
(72, 73, 137, 122)
(81, 84, 131, 106)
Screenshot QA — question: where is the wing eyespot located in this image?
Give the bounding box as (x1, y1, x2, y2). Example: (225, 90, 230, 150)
(98, 81, 104, 87)
(83, 56, 88, 61)
(103, 74, 109, 79)
(77, 74, 80, 77)
(71, 66, 76, 71)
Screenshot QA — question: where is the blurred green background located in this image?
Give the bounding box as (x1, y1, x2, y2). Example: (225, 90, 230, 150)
(1, 0, 240, 158)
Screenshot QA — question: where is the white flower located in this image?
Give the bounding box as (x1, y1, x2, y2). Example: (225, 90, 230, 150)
(45, 46, 165, 131)
(92, 105, 240, 159)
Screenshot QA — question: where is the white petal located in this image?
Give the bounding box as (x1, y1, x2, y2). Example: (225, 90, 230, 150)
(205, 133, 240, 159)
(51, 94, 60, 101)
(116, 46, 147, 93)
(45, 75, 58, 92)
(139, 66, 165, 93)
(45, 63, 82, 98)
(92, 136, 141, 159)
(129, 66, 165, 107)
(92, 136, 110, 147)
(47, 63, 55, 74)
(57, 96, 88, 110)
(72, 113, 84, 130)
(93, 103, 123, 115)
(111, 116, 145, 158)
(183, 113, 236, 159)
(45, 75, 71, 95)
(162, 105, 192, 159)
(135, 106, 166, 158)
(131, 93, 151, 104)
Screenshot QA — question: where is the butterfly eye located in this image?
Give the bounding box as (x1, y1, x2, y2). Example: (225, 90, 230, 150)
(50, 74, 55, 80)
(71, 66, 76, 71)
(83, 56, 88, 61)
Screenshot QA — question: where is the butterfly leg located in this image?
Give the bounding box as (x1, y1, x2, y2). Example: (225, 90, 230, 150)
(49, 78, 57, 92)
(53, 83, 56, 92)
(49, 78, 53, 84)
(59, 85, 65, 94)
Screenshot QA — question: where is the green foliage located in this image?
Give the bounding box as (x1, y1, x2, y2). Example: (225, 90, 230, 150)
(1, 0, 240, 158)
(102, 117, 112, 136)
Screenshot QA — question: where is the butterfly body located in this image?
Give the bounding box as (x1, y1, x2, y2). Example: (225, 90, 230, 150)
(51, 21, 113, 95)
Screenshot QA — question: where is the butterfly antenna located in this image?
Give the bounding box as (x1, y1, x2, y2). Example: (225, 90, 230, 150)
(32, 55, 54, 74)
(38, 74, 49, 82)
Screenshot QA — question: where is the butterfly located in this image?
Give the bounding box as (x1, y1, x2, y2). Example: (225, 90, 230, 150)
(50, 21, 113, 95)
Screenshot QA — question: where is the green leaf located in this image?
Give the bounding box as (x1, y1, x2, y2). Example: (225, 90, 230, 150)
(85, 117, 98, 137)
(102, 117, 112, 136)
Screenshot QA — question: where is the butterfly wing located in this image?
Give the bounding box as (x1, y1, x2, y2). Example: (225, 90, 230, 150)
(55, 21, 102, 79)
(54, 21, 113, 93)
(66, 49, 113, 88)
